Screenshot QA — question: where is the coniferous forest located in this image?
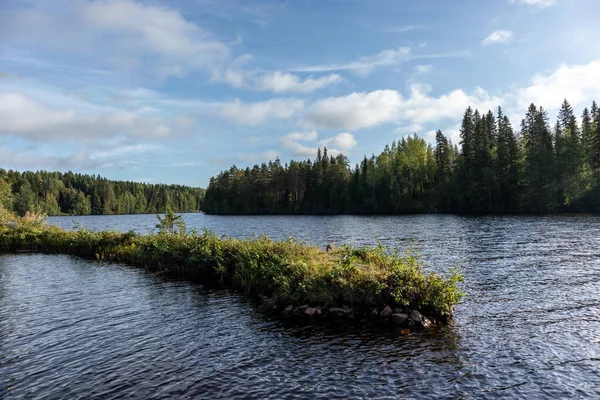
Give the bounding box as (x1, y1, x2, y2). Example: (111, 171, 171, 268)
(0, 169, 205, 216)
(204, 100, 600, 214)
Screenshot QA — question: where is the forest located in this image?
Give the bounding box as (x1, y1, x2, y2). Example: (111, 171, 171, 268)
(0, 169, 205, 216)
(203, 100, 600, 214)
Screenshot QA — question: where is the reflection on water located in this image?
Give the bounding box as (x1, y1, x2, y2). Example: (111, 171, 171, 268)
(0, 214, 598, 398)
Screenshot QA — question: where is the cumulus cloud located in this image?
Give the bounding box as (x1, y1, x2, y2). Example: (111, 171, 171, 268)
(0, 92, 173, 141)
(515, 60, 600, 110)
(482, 30, 514, 46)
(304, 85, 503, 130)
(306, 90, 403, 130)
(321, 132, 357, 151)
(279, 131, 321, 156)
(217, 98, 304, 125)
(279, 131, 357, 157)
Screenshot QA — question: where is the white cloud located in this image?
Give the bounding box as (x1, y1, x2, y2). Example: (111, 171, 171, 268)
(516, 60, 600, 110)
(218, 98, 304, 125)
(292, 47, 412, 76)
(508, 0, 556, 7)
(254, 72, 343, 93)
(306, 90, 403, 130)
(482, 30, 514, 46)
(304, 85, 503, 130)
(237, 150, 279, 163)
(321, 132, 357, 151)
(414, 65, 432, 74)
(395, 123, 424, 134)
(279, 131, 357, 157)
(0, 92, 173, 141)
(4, 1, 333, 93)
(279, 131, 320, 156)
(4, 0, 231, 79)
(0, 143, 160, 172)
(212, 56, 343, 92)
(291, 46, 470, 76)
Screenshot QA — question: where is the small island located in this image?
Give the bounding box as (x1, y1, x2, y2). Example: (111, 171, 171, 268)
(0, 208, 463, 328)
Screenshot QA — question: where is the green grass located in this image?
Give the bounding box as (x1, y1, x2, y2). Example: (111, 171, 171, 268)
(0, 218, 464, 323)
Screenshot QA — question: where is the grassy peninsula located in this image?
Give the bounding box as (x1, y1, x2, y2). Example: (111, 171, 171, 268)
(0, 210, 463, 326)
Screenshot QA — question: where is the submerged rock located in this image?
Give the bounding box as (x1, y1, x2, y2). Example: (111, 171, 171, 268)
(391, 313, 409, 325)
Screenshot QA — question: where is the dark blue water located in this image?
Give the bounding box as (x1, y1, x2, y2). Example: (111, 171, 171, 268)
(1, 214, 600, 398)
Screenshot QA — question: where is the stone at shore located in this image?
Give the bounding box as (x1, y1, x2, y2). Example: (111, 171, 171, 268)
(391, 313, 409, 325)
(371, 308, 379, 318)
(305, 307, 318, 317)
(328, 307, 349, 317)
(281, 305, 294, 316)
(298, 305, 309, 313)
(380, 306, 393, 318)
(409, 310, 432, 328)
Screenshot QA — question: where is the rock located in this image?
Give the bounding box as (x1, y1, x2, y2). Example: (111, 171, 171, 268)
(409, 310, 424, 323)
(409, 310, 433, 328)
(298, 305, 309, 313)
(281, 305, 294, 316)
(371, 308, 379, 318)
(393, 308, 404, 314)
(315, 306, 322, 315)
(391, 313, 409, 325)
(2, 221, 18, 229)
(328, 307, 348, 317)
(400, 329, 411, 335)
(421, 317, 432, 328)
(305, 307, 318, 317)
(380, 306, 393, 318)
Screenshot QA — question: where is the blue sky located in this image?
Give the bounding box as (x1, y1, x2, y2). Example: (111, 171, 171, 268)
(1, 0, 599, 187)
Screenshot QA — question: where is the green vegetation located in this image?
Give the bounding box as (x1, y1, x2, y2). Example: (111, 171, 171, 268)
(205, 99, 600, 214)
(0, 170, 205, 216)
(0, 210, 463, 323)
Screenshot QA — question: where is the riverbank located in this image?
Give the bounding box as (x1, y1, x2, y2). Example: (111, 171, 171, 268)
(0, 218, 463, 327)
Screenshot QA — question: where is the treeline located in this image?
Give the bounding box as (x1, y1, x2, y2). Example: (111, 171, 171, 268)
(0, 169, 205, 216)
(204, 99, 600, 214)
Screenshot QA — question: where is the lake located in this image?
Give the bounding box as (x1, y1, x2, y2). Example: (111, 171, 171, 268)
(2, 214, 600, 398)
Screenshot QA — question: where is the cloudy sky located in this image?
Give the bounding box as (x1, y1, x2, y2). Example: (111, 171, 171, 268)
(1, 0, 599, 186)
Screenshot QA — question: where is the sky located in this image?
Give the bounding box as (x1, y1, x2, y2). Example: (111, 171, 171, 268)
(1, 0, 599, 187)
